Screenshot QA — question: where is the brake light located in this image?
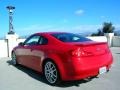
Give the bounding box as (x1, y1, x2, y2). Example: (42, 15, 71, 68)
(71, 48, 93, 57)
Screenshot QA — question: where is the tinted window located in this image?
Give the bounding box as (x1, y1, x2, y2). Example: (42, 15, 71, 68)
(39, 36, 48, 45)
(52, 33, 92, 42)
(24, 35, 40, 45)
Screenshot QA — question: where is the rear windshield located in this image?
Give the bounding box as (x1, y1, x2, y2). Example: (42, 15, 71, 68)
(51, 33, 92, 42)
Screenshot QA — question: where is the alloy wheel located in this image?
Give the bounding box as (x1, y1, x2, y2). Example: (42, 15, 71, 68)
(44, 61, 59, 85)
(12, 52, 17, 65)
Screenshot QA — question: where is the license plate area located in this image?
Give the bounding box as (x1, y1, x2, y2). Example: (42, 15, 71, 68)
(99, 67, 107, 74)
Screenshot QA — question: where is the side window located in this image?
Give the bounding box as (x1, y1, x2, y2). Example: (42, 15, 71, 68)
(24, 35, 40, 45)
(39, 36, 48, 45)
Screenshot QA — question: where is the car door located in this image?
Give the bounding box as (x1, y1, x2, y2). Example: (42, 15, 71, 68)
(30, 36, 48, 72)
(17, 35, 48, 72)
(17, 35, 41, 71)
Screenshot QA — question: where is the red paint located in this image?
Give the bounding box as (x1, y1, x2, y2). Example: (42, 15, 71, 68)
(12, 32, 113, 81)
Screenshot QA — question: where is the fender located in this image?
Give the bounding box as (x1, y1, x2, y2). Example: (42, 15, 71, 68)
(42, 53, 67, 80)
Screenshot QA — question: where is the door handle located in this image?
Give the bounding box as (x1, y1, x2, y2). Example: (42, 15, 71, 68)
(31, 49, 34, 52)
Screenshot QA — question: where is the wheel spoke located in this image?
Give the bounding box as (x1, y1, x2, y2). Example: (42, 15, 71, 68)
(50, 73, 57, 82)
(52, 68, 56, 72)
(52, 73, 57, 78)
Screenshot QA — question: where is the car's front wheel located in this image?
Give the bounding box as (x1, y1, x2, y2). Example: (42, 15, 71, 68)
(44, 60, 60, 85)
(11, 52, 18, 66)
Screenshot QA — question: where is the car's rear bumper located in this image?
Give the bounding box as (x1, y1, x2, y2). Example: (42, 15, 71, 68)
(61, 52, 113, 81)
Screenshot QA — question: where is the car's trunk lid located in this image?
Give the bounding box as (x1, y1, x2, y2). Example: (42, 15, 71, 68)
(68, 41, 109, 56)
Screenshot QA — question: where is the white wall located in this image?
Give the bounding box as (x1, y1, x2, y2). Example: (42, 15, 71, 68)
(17, 38, 25, 43)
(112, 36, 120, 47)
(0, 40, 8, 57)
(87, 36, 107, 42)
(0, 34, 26, 58)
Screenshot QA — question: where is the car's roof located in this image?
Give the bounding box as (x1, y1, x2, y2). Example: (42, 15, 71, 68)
(36, 32, 67, 35)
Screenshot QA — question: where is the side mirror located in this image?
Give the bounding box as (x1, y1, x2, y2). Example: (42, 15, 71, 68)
(18, 42, 24, 46)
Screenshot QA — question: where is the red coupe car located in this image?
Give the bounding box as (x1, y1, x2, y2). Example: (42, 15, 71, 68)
(11, 32, 113, 85)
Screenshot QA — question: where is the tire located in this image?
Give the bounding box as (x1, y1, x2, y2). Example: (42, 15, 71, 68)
(43, 60, 60, 85)
(11, 52, 18, 66)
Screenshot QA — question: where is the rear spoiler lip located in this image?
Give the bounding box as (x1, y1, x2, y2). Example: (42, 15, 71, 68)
(67, 41, 108, 46)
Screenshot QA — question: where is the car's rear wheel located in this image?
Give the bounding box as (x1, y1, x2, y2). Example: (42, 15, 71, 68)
(44, 60, 60, 85)
(11, 52, 18, 65)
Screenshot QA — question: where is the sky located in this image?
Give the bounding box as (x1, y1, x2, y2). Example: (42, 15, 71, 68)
(0, 0, 120, 37)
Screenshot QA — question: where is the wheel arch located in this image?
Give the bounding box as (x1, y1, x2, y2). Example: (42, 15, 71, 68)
(42, 55, 66, 80)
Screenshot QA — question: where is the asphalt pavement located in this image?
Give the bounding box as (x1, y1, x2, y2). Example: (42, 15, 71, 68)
(0, 47, 120, 90)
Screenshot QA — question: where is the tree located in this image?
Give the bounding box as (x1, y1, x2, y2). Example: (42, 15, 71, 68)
(91, 22, 115, 36)
(102, 22, 115, 33)
(91, 29, 104, 36)
(97, 29, 104, 36)
(91, 33, 98, 36)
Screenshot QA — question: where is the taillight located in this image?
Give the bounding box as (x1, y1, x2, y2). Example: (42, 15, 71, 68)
(71, 48, 93, 57)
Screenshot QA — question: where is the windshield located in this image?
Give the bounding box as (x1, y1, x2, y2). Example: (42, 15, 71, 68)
(52, 33, 92, 42)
